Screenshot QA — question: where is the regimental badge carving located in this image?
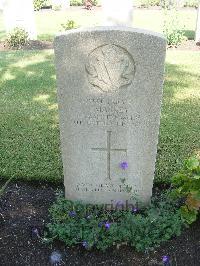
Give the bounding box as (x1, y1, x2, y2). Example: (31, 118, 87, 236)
(86, 44, 136, 93)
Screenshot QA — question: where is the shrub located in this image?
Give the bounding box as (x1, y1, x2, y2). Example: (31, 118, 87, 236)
(61, 20, 78, 30)
(184, 0, 199, 7)
(70, 0, 83, 6)
(52, 4, 62, 11)
(46, 192, 184, 252)
(171, 157, 200, 224)
(163, 9, 186, 46)
(70, 0, 99, 6)
(6, 27, 29, 49)
(139, 0, 160, 7)
(33, 0, 49, 10)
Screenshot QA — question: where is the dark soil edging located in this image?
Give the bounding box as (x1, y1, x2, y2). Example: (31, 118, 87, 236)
(0, 181, 200, 266)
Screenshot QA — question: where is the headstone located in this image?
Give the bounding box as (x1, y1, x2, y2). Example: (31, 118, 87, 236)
(54, 27, 166, 206)
(102, 0, 133, 26)
(195, 6, 200, 45)
(2, 0, 37, 39)
(52, 0, 70, 9)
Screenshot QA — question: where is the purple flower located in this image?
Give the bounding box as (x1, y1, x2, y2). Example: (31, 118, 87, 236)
(120, 161, 128, 170)
(162, 255, 170, 265)
(82, 240, 88, 248)
(132, 207, 138, 214)
(68, 210, 76, 217)
(105, 222, 111, 230)
(31, 226, 40, 238)
(50, 251, 62, 265)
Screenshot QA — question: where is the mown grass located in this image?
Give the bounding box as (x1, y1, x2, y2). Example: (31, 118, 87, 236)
(0, 50, 199, 183)
(0, 8, 197, 41)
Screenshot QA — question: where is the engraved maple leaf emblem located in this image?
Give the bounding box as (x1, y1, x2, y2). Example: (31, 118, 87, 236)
(86, 44, 135, 92)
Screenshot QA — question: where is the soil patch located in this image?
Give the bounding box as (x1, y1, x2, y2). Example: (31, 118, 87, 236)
(0, 181, 200, 265)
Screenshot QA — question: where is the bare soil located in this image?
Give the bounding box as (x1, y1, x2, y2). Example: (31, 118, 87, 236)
(0, 181, 200, 266)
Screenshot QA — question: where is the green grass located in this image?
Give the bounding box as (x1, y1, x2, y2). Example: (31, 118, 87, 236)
(0, 8, 197, 41)
(0, 50, 62, 182)
(0, 50, 199, 183)
(156, 51, 200, 182)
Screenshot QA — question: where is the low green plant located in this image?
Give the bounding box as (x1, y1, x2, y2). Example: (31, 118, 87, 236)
(184, 0, 199, 8)
(52, 4, 62, 11)
(61, 20, 78, 30)
(70, 0, 83, 6)
(163, 9, 186, 46)
(139, 0, 160, 7)
(33, 0, 49, 11)
(6, 27, 29, 49)
(70, 0, 99, 6)
(171, 157, 200, 224)
(46, 192, 184, 252)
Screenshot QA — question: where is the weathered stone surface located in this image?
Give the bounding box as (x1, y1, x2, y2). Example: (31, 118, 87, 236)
(195, 6, 200, 44)
(54, 27, 166, 206)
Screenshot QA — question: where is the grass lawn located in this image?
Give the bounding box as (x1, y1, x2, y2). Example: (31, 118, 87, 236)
(0, 50, 199, 183)
(0, 8, 197, 41)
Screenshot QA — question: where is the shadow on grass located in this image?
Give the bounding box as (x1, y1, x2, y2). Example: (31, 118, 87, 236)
(155, 61, 200, 183)
(0, 50, 63, 182)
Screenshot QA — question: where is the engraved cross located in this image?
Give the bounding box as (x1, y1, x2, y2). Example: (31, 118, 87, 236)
(92, 131, 127, 180)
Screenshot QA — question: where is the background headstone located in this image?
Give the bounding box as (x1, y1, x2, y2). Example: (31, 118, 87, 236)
(2, 0, 37, 39)
(195, 6, 200, 45)
(101, 0, 133, 26)
(54, 27, 166, 206)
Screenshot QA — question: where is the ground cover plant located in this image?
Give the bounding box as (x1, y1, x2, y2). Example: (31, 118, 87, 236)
(46, 157, 200, 252)
(46, 191, 185, 252)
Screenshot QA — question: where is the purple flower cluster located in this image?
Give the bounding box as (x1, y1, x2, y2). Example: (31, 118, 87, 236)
(31, 226, 40, 239)
(68, 210, 76, 218)
(50, 251, 62, 265)
(120, 161, 128, 170)
(132, 207, 138, 214)
(82, 240, 88, 248)
(162, 255, 170, 265)
(98, 221, 111, 230)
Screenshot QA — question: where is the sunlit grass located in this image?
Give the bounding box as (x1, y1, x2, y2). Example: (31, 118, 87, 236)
(0, 8, 197, 41)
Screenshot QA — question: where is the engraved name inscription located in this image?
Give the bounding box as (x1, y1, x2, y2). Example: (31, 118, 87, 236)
(86, 44, 136, 92)
(73, 97, 140, 127)
(75, 182, 139, 193)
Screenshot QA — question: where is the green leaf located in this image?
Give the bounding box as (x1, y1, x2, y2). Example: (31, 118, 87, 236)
(180, 205, 198, 224)
(185, 157, 199, 171)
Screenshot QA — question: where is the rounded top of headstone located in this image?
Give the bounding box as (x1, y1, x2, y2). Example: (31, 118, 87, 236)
(54, 26, 166, 43)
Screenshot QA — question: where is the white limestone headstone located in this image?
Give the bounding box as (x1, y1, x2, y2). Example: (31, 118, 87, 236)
(54, 27, 166, 206)
(2, 0, 37, 40)
(195, 6, 200, 44)
(102, 0, 133, 26)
